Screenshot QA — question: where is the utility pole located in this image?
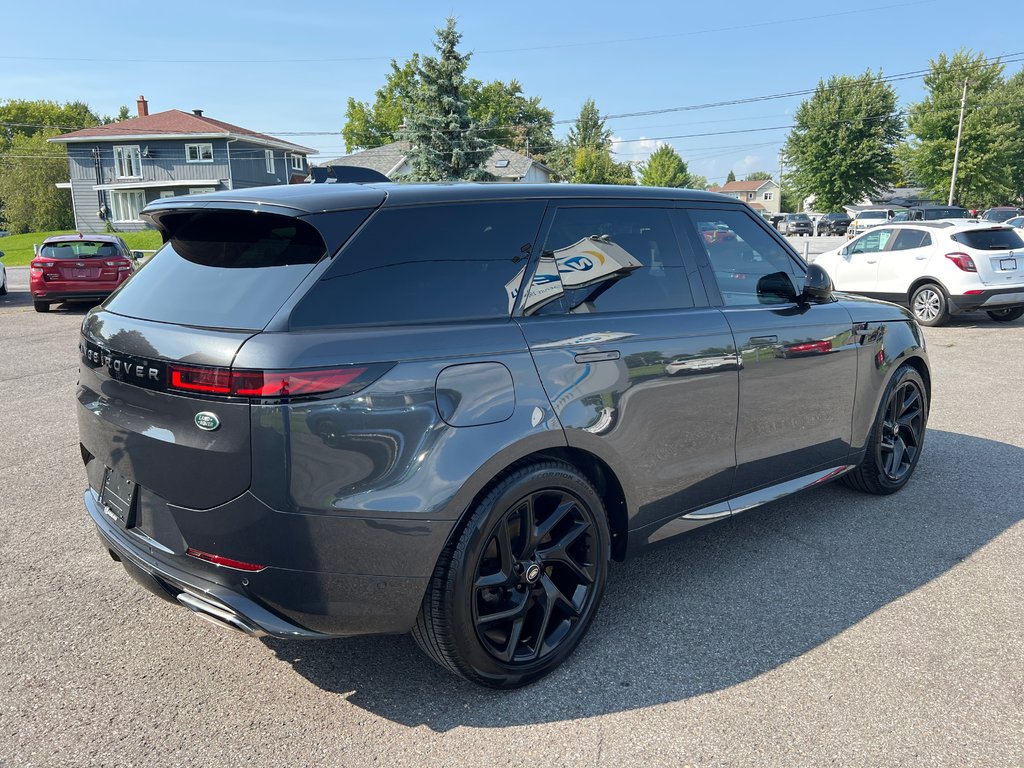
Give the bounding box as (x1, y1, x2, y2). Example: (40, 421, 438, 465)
(949, 79, 968, 206)
(778, 149, 784, 213)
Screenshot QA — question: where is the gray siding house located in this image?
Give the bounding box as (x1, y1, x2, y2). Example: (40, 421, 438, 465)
(320, 141, 553, 183)
(50, 97, 315, 233)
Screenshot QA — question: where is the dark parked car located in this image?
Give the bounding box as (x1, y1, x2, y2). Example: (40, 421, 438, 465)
(30, 234, 138, 312)
(906, 205, 970, 221)
(779, 212, 813, 236)
(981, 207, 1022, 223)
(79, 183, 930, 688)
(816, 212, 852, 236)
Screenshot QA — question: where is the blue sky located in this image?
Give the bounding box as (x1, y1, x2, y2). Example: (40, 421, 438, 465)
(2, 0, 1019, 185)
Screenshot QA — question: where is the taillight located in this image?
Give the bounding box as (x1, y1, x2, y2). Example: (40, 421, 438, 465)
(167, 363, 388, 400)
(945, 252, 977, 272)
(106, 259, 132, 270)
(186, 548, 266, 572)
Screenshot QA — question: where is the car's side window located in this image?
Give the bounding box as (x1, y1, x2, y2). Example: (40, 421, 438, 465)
(890, 230, 931, 251)
(850, 228, 894, 254)
(521, 206, 693, 315)
(687, 208, 804, 306)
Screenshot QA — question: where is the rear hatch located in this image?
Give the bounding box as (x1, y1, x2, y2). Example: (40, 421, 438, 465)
(38, 240, 125, 283)
(951, 227, 1024, 286)
(78, 206, 372, 510)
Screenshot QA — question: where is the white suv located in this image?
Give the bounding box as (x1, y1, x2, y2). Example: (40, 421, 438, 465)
(813, 222, 1024, 326)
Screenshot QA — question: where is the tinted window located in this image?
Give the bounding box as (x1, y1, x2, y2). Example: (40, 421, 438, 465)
(919, 207, 967, 220)
(521, 206, 693, 315)
(952, 228, 1024, 251)
(292, 201, 544, 328)
(105, 210, 354, 331)
(689, 209, 804, 306)
(851, 228, 894, 254)
(41, 240, 124, 259)
(890, 229, 931, 250)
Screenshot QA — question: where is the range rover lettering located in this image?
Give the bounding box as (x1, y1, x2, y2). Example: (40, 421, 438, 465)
(78, 183, 930, 688)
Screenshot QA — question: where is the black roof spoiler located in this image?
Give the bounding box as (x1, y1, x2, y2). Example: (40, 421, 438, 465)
(308, 165, 391, 184)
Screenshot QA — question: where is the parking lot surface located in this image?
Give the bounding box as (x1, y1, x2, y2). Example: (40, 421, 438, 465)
(1, 256, 1022, 767)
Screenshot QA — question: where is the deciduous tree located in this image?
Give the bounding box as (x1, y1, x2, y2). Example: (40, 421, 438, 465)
(0, 130, 74, 233)
(906, 50, 1016, 207)
(342, 56, 421, 152)
(784, 70, 903, 212)
(638, 145, 691, 187)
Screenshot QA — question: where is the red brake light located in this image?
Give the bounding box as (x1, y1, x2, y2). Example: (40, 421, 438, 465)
(945, 252, 977, 272)
(169, 364, 232, 395)
(185, 548, 265, 572)
(167, 364, 378, 399)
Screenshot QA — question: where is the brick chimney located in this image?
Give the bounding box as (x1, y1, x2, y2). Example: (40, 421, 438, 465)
(137, 95, 149, 117)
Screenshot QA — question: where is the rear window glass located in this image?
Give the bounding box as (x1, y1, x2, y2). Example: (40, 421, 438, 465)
(104, 209, 363, 331)
(952, 228, 1024, 251)
(41, 241, 122, 259)
(290, 201, 545, 328)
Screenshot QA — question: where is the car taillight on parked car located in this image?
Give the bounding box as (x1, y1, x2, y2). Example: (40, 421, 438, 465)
(166, 363, 391, 400)
(944, 252, 977, 272)
(30, 260, 60, 280)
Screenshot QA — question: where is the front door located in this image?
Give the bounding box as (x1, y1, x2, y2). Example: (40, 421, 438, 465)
(834, 227, 895, 292)
(683, 206, 859, 494)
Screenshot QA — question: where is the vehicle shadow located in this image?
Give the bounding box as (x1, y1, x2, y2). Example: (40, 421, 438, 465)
(263, 429, 1023, 730)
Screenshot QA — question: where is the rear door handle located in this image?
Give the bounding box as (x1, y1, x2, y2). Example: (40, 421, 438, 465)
(574, 350, 620, 363)
(866, 259, 878, 264)
(749, 335, 778, 346)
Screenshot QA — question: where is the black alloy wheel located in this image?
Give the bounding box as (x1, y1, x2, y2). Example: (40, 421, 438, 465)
(413, 461, 610, 688)
(986, 306, 1024, 323)
(841, 364, 928, 495)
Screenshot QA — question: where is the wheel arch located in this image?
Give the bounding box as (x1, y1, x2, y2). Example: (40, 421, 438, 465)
(906, 276, 948, 304)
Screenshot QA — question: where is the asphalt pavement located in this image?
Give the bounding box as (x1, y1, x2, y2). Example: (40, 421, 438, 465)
(0, 250, 1022, 767)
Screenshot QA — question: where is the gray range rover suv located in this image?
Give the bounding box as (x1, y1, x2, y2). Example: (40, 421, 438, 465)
(79, 183, 930, 688)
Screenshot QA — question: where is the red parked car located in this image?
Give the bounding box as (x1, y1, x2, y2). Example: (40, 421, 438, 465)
(30, 234, 138, 313)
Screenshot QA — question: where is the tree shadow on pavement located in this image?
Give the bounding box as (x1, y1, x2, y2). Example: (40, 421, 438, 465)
(263, 429, 1023, 730)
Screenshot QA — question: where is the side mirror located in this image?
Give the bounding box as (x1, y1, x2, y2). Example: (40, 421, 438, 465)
(132, 251, 143, 260)
(0, 251, 5, 259)
(802, 263, 833, 303)
(839, 246, 849, 257)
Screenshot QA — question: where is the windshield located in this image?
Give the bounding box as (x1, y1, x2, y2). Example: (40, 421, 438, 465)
(921, 208, 967, 220)
(859, 210, 887, 220)
(983, 209, 1020, 222)
(790, 214, 810, 222)
(40, 241, 122, 259)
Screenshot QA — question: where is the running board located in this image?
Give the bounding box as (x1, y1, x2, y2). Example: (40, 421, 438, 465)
(643, 464, 855, 547)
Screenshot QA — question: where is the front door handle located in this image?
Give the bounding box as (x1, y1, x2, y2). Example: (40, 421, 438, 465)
(749, 335, 778, 346)
(866, 259, 878, 264)
(574, 350, 620, 363)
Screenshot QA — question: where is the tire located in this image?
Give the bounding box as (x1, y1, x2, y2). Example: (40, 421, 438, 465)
(841, 364, 928, 495)
(33, 301, 50, 313)
(0, 280, 6, 296)
(986, 306, 1024, 323)
(413, 461, 610, 688)
(910, 283, 949, 326)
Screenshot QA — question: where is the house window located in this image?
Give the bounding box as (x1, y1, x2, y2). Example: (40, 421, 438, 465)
(159, 191, 176, 199)
(110, 190, 146, 222)
(290, 154, 304, 171)
(113, 145, 142, 178)
(747, 192, 754, 200)
(763, 192, 774, 201)
(185, 143, 214, 163)
(188, 187, 216, 195)
(265, 150, 275, 174)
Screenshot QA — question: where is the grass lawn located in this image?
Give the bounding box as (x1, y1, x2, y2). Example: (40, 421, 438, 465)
(0, 230, 163, 266)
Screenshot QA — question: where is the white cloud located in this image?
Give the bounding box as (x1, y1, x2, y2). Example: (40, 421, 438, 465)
(610, 136, 664, 163)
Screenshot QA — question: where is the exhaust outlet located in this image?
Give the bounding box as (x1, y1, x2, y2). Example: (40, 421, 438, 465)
(177, 592, 266, 637)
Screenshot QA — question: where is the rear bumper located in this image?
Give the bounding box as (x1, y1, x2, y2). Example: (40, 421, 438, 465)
(85, 488, 443, 639)
(32, 289, 116, 302)
(948, 287, 1024, 314)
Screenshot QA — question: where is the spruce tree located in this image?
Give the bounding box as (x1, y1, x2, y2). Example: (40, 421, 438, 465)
(401, 18, 492, 181)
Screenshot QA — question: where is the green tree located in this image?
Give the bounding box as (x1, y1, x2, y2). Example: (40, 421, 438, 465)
(744, 170, 773, 181)
(553, 99, 633, 185)
(400, 18, 492, 181)
(1005, 69, 1024, 205)
(0, 130, 74, 232)
(573, 146, 635, 185)
(638, 144, 691, 187)
(784, 70, 903, 212)
(466, 79, 554, 155)
(342, 55, 421, 152)
(907, 50, 1016, 207)
(566, 98, 611, 152)
(688, 174, 709, 191)
(0, 98, 100, 152)
(726, 169, 736, 183)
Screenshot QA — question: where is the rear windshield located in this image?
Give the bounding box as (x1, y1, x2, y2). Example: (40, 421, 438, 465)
(952, 228, 1024, 251)
(41, 241, 121, 259)
(983, 209, 1020, 222)
(104, 209, 367, 330)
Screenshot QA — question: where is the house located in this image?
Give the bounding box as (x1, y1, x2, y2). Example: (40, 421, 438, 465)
(711, 179, 781, 216)
(49, 96, 316, 232)
(319, 140, 553, 183)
